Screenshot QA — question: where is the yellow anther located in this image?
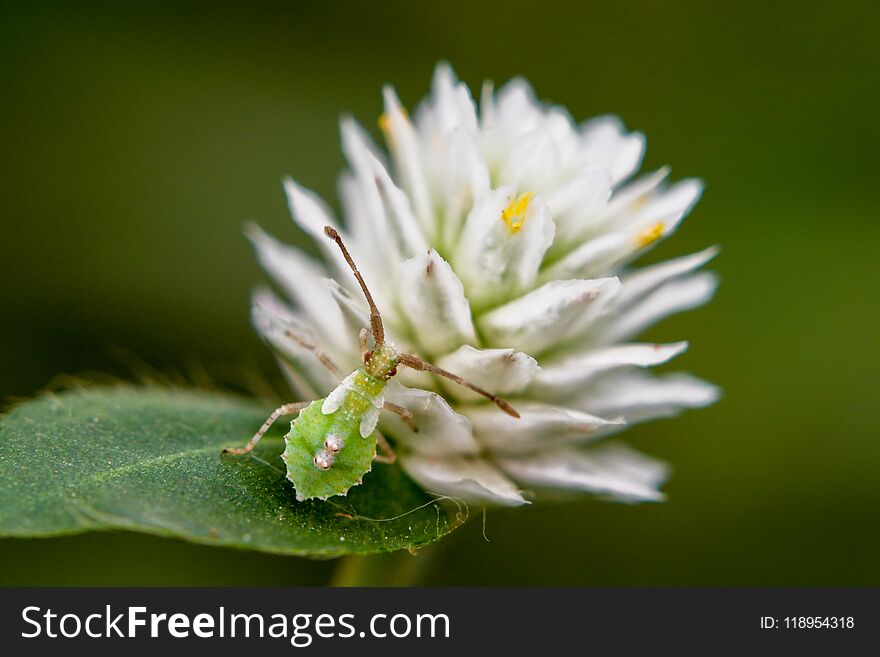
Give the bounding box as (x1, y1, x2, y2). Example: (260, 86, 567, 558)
(378, 106, 409, 141)
(378, 113, 392, 135)
(500, 192, 533, 233)
(635, 221, 665, 247)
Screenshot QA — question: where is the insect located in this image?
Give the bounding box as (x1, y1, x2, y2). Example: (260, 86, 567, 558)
(224, 226, 520, 501)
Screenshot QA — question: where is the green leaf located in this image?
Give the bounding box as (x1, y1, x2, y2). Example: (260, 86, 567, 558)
(0, 387, 463, 556)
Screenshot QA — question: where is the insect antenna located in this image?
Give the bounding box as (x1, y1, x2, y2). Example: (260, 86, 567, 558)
(323, 226, 385, 345)
(397, 353, 520, 418)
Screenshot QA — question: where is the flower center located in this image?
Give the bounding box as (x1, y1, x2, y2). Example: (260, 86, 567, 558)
(500, 192, 533, 233)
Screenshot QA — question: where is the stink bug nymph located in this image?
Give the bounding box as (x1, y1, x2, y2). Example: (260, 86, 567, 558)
(224, 226, 520, 501)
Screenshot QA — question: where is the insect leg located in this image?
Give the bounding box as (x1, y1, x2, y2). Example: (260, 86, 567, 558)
(383, 401, 418, 432)
(398, 353, 520, 418)
(254, 300, 343, 379)
(223, 401, 310, 455)
(281, 329, 343, 377)
(374, 430, 397, 465)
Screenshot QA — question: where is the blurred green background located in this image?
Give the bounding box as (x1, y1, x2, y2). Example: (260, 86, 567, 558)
(2, 1, 878, 585)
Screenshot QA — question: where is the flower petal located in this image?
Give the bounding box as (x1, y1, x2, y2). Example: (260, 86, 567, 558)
(399, 453, 527, 506)
(579, 115, 646, 185)
(435, 345, 539, 402)
(482, 78, 591, 192)
(615, 246, 720, 308)
(552, 181, 707, 276)
(574, 370, 720, 422)
(282, 177, 349, 278)
(497, 443, 668, 502)
(250, 289, 338, 397)
(599, 167, 669, 218)
(341, 118, 428, 267)
(543, 168, 612, 246)
(418, 63, 479, 137)
(397, 249, 478, 356)
(381, 85, 433, 233)
(461, 401, 624, 455)
(504, 196, 556, 291)
(544, 169, 611, 219)
(540, 232, 629, 281)
(598, 271, 718, 343)
(530, 341, 689, 398)
(454, 187, 556, 308)
(337, 171, 376, 260)
(617, 178, 703, 234)
(478, 277, 620, 354)
(415, 63, 477, 142)
(599, 179, 704, 268)
(498, 116, 572, 189)
(382, 381, 481, 456)
(339, 119, 390, 267)
(246, 224, 349, 354)
(366, 151, 429, 260)
(486, 77, 541, 136)
(283, 177, 339, 235)
(322, 279, 370, 345)
(436, 126, 490, 248)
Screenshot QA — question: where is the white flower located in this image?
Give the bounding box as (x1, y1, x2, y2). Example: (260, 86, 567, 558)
(250, 64, 719, 506)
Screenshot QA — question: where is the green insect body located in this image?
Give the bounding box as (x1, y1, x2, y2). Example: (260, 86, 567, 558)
(224, 226, 520, 502)
(283, 365, 388, 501)
(281, 400, 376, 502)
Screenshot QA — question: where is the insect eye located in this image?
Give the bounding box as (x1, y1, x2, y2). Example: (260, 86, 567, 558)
(388, 367, 397, 377)
(364, 351, 372, 363)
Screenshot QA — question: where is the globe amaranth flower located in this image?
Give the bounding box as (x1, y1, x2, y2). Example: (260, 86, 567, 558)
(249, 64, 719, 506)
